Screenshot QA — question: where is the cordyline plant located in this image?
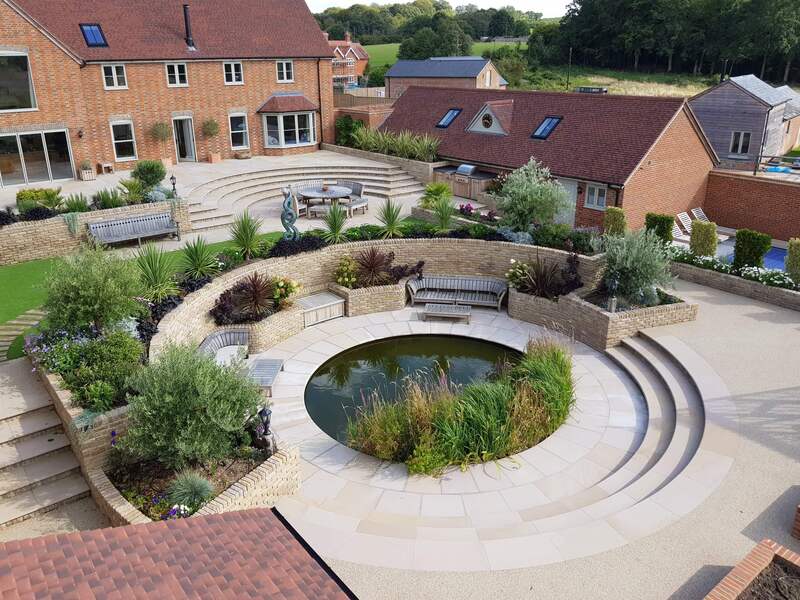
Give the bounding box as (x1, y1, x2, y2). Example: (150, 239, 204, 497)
(355, 247, 394, 287)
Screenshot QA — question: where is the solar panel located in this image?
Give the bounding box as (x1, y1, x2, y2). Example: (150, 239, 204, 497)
(80, 24, 107, 47)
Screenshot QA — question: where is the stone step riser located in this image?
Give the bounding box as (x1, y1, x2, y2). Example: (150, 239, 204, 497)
(0, 466, 81, 501)
(0, 439, 70, 473)
(0, 488, 89, 529)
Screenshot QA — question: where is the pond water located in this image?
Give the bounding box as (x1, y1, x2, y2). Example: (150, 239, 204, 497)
(304, 335, 520, 442)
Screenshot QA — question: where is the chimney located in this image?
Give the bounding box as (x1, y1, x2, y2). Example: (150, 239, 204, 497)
(322, 31, 329, 40)
(344, 31, 351, 43)
(183, 4, 195, 49)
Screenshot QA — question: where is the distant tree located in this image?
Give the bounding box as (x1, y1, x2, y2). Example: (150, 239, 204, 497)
(327, 23, 346, 40)
(398, 27, 440, 59)
(398, 19, 471, 59)
(488, 9, 515, 37)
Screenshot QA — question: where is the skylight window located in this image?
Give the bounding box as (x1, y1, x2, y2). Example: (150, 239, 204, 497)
(80, 24, 107, 47)
(437, 108, 462, 128)
(532, 116, 561, 139)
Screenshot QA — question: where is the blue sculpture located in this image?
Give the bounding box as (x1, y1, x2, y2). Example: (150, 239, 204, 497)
(281, 186, 300, 241)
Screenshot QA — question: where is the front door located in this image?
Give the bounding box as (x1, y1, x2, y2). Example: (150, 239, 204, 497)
(555, 178, 578, 226)
(173, 118, 196, 162)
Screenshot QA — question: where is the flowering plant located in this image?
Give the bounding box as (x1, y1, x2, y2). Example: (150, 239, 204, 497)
(272, 277, 300, 307)
(334, 256, 358, 289)
(739, 266, 797, 289)
(458, 203, 474, 216)
(505, 259, 531, 290)
(672, 247, 797, 290)
(165, 504, 191, 520)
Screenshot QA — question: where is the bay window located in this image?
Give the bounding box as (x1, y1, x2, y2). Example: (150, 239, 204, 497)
(0, 52, 37, 111)
(262, 112, 316, 148)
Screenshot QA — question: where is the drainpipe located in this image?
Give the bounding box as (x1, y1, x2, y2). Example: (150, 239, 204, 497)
(317, 58, 325, 145)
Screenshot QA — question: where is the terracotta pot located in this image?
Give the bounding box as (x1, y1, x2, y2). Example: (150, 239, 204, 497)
(207, 152, 222, 164)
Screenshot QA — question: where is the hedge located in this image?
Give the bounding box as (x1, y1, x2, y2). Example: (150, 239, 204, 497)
(787, 238, 800, 283)
(645, 213, 674, 244)
(689, 220, 718, 257)
(733, 229, 772, 270)
(603, 207, 626, 236)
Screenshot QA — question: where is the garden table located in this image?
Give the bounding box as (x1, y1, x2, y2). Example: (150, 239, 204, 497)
(297, 185, 352, 218)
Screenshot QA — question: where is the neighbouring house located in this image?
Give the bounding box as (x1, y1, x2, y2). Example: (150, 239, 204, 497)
(384, 56, 507, 99)
(689, 74, 800, 168)
(382, 87, 718, 230)
(326, 32, 369, 89)
(0, 0, 335, 189)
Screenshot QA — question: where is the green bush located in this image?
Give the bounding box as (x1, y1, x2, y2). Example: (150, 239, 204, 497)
(533, 223, 571, 248)
(377, 198, 403, 239)
(119, 179, 146, 204)
(135, 243, 179, 301)
(603, 207, 626, 236)
(419, 182, 451, 210)
(492, 159, 567, 230)
(689, 220, 718, 257)
(16, 188, 62, 213)
(201, 119, 220, 138)
(602, 229, 673, 306)
(350, 127, 439, 162)
(787, 238, 800, 284)
(131, 160, 167, 189)
(334, 256, 358, 288)
(168, 471, 214, 510)
(230, 211, 262, 260)
(122, 345, 262, 469)
(63, 193, 90, 213)
(644, 213, 674, 244)
(92, 188, 125, 210)
(431, 194, 454, 232)
(335, 115, 364, 146)
(44, 247, 144, 333)
(733, 229, 772, 270)
(180, 237, 220, 280)
(344, 224, 383, 241)
(148, 122, 172, 143)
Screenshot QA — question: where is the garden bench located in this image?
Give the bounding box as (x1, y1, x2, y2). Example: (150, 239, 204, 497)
(198, 329, 249, 365)
(88, 212, 180, 246)
(248, 358, 284, 397)
(407, 276, 507, 311)
(423, 303, 471, 323)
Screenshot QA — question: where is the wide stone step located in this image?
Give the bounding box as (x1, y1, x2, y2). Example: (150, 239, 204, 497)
(0, 431, 70, 471)
(0, 407, 62, 446)
(0, 472, 89, 527)
(0, 448, 80, 499)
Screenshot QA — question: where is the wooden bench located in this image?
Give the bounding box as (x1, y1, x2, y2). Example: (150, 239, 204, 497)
(407, 276, 508, 312)
(88, 212, 180, 246)
(423, 303, 471, 323)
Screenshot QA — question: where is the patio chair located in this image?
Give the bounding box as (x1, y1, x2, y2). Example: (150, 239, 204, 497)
(308, 203, 333, 218)
(682, 209, 729, 242)
(672, 222, 690, 243)
(283, 187, 306, 219)
(792, 159, 800, 170)
(337, 180, 368, 216)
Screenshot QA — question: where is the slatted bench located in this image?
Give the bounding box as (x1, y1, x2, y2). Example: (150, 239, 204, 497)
(423, 303, 471, 323)
(407, 276, 508, 312)
(199, 329, 249, 364)
(88, 212, 180, 246)
(248, 359, 285, 397)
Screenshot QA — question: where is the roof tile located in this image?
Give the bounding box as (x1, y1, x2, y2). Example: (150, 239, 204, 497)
(386, 57, 490, 79)
(257, 93, 318, 113)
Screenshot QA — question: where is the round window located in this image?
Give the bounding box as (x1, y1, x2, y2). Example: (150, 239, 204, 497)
(482, 113, 493, 128)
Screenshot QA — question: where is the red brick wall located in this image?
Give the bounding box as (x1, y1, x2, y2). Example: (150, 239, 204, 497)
(0, 3, 334, 175)
(387, 77, 477, 98)
(574, 185, 618, 230)
(620, 108, 714, 230)
(334, 106, 394, 130)
(704, 171, 800, 241)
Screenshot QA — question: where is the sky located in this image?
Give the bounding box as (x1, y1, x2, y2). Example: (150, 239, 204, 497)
(305, 0, 570, 18)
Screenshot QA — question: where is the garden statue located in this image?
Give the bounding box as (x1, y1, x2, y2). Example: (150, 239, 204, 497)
(281, 186, 300, 241)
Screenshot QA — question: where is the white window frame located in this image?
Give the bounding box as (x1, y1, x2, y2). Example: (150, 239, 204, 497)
(110, 119, 137, 162)
(0, 51, 38, 112)
(584, 184, 607, 211)
(223, 61, 244, 86)
(262, 112, 316, 148)
(276, 60, 294, 83)
(102, 63, 127, 90)
(228, 113, 250, 150)
(729, 130, 751, 155)
(165, 63, 188, 88)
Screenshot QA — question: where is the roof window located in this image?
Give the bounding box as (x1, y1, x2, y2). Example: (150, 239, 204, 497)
(436, 108, 462, 128)
(80, 24, 107, 47)
(532, 116, 561, 139)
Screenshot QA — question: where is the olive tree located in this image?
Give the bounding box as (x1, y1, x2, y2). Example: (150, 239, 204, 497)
(492, 159, 568, 231)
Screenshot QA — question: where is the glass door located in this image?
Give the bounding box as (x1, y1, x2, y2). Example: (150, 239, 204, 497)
(0, 135, 25, 186)
(18, 133, 50, 183)
(44, 131, 74, 180)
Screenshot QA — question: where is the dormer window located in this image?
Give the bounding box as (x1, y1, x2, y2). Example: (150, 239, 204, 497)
(467, 101, 511, 135)
(532, 116, 561, 140)
(80, 24, 107, 47)
(437, 108, 461, 128)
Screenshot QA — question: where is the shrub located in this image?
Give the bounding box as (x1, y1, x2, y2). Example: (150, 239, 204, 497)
(644, 213, 674, 244)
(335, 115, 364, 146)
(0, 208, 18, 227)
(350, 127, 439, 162)
(123, 345, 262, 469)
(18, 206, 56, 221)
(92, 188, 125, 210)
(492, 159, 567, 230)
(136, 243, 179, 302)
(201, 118, 220, 138)
(211, 273, 274, 326)
(321, 204, 348, 244)
(419, 182, 452, 209)
(180, 237, 220, 280)
(16, 188, 62, 213)
(334, 256, 358, 288)
(44, 247, 143, 333)
(63, 193, 90, 213)
(399, 220, 438, 239)
(168, 471, 214, 511)
(602, 229, 673, 306)
(345, 223, 383, 241)
(267, 233, 327, 257)
(739, 266, 797, 289)
(272, 277, 300, 307)
(119, 179, 146, 204)
(689, 220, 718, 256)
(355, 247, 394, 287)
(733, 229, 772, 270)
(148, 122, 172, 143)
(131, 160, 167, 189)
(377, 198, 403, 239)
(603, 207, 626, 236)
(498, 226, 534, 245)
(230, 211, 262, 260)
(506, 257, 563, 299)
(787, 238, 800, 284)
(532, 223, 571, 249)
(430, 194, 454, 232)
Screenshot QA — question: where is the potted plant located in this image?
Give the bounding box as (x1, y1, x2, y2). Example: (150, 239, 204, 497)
(149, 122, 173, 168)
(78, 159, 96, 181)
(201, 119, 222, 163)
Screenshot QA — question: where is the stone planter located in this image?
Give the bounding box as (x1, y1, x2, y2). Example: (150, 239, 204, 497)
(207, 152, 222, 164)
(234, 150, 252, 160)
(78, 168, 96, 181)
(705, 539, 800, 599)
(328, 281, 407, 316)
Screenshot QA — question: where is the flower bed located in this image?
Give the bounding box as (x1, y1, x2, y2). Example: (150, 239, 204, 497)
(322, 143, 450, 182)
(705, 539, 800, 600)
(329, 281, 407, 316)
(672, 248, 797, 290)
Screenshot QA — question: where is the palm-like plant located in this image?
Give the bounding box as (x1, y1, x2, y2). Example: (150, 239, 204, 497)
(181, 237, 220, 279)
(431, 194, 454, 233)
(377, 198, 403, 239)
(136, 243, 178, 301)
(355, 247, 394, 287)
(419, 182, 452, 209)
(230, 211, 262, 260)
(235, 273, 274, 318)
(321, 204, 348, 244)
(518, 258, 562, 299)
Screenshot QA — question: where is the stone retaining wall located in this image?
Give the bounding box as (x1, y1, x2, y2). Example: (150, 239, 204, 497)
(672, 262, 800, 312)
(247, 304, 305, 354)
(321, 143, 450, 182)
(0, 200, 191, 266)
(508, 289, 698, 350)
(150, 239, 607, 358)
(329, 282, 407, 316)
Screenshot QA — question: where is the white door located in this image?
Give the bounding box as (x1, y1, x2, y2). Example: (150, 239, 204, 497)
(555, 178, 577, 226)
(173, 118, 196, 162)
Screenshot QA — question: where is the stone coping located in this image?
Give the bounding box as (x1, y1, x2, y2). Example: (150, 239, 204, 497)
(321, 143, 450, 182)
(705, 539, 800, 600)
(673, 261, 800, 312)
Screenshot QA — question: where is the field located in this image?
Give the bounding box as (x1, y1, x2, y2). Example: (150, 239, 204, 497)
(364, 41, 527, 69)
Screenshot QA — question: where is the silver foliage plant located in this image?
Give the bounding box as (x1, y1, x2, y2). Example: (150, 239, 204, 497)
(602, 229, 673, 307)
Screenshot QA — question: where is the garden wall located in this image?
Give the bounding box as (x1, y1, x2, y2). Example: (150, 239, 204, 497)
(321, 143, 450, 182)
(150, 238, 607, 359)
(508, 289, 698, 350)
(248, 305, 304, 354)
(0, 200, 191, 266)
(329, 281, 407, 316)
(672, 262, 800, 311)
(705, 539, 800, 600)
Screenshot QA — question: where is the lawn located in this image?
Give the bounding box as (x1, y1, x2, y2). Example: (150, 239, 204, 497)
(364, 41, 527, 69)
(787, 147, 800, 157)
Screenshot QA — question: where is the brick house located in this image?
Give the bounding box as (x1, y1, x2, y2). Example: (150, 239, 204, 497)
(385, 57, 506, 99)
(326, 32, 369, 89)
(689, 74, 800, 168)
(0, 0, 335, 189)
(382, 87, 718, 230)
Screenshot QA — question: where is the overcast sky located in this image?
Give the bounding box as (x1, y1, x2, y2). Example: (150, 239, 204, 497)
(306, 0, 570, 18)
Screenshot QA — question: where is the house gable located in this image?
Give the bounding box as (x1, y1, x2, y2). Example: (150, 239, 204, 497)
(466, 103, 508, 135)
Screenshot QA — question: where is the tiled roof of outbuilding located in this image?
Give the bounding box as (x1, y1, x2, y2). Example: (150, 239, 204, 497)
(386, 57, 491, 79)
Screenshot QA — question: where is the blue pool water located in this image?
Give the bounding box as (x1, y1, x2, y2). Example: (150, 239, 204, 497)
(764, 247, 787, 270)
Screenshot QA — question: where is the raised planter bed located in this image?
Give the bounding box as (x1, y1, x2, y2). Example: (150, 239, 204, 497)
(321, 143, 450, 182)
(705, 539, 800, 599)
(328, 281, 407, 316)
(411, 206, 495, 229)
(672, 261, 800, 312)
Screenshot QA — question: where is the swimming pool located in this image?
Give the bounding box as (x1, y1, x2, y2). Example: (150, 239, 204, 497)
(764, 247, 787, 270)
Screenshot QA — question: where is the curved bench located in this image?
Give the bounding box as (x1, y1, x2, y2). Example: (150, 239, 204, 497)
(198, 329, 250, 363)
(407, 276, 508, 311)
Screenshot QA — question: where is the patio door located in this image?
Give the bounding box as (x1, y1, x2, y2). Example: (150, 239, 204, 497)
(0, 130, 74, 188)
(555, 178, 577, 226)
(172, 117, 196, 162)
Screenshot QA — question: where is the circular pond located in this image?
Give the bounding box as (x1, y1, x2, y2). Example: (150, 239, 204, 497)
(304, 335, 520, 442)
